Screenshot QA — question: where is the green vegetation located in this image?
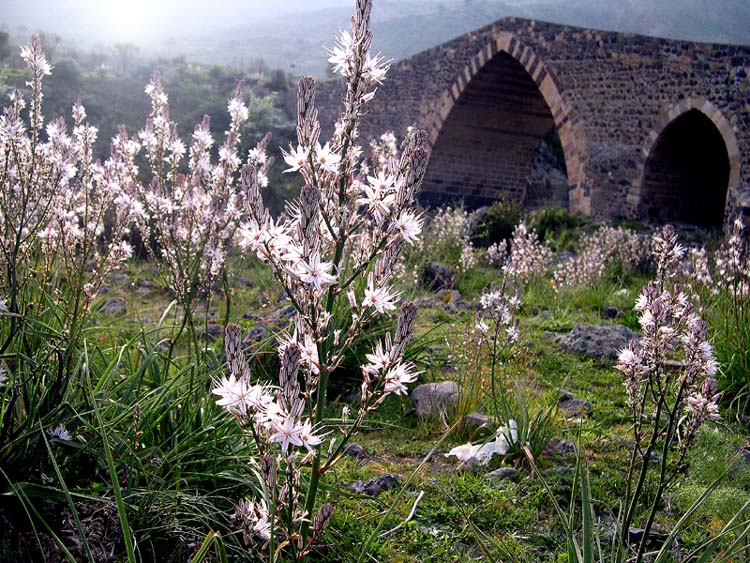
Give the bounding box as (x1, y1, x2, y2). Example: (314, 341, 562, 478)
(0, 40, 299, 216)
(2, 6, 750, 559)
(2, 215, 750, 561)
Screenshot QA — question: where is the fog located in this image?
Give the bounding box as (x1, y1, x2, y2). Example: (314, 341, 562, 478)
(0, 0, 355, 44)
(2, 0, 747, 75)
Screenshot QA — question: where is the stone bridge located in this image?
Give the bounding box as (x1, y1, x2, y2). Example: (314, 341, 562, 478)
(317, 17, 750, 227)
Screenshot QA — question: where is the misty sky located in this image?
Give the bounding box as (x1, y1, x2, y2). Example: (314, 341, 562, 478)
(0, 0, 355, 43)
(2, 0, 748, 71)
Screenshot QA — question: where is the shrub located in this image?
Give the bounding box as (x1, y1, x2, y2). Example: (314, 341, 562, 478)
(527, 206, 583, 250)
(471, 195, 521, 248)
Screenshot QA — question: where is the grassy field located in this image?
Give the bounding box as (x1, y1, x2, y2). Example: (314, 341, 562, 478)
(3, 234, 748, 562)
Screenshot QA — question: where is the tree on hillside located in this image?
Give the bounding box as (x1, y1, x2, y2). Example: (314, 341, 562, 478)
(0, 32, 11, 63)
(113, 42, 139, 76)
(38, 32, 61, 61)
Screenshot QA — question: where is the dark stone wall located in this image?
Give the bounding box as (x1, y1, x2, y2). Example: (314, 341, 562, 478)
(316, 17, 750, 225)
(420, 51, 557, 207)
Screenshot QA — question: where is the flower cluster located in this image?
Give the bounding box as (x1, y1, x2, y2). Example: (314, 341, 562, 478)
(138, 76, 264, 310)
(675, 244, 715, 297)
(553, 225, 649, 291)
(447, 279, 521, 467)
(217, 0, 426, 555)
(615, 225, 721, 544)
(459, 242, 477, 273)
(486, 239, 508, 266)
(715, 218, 749, 298)
(502, 223, 551, 283)
(617, 227, 718, 431)
(1, 36, 144, 339)
(427, 206, 472, 249)
(476, 281, 520, 344)
(216, 326, 331, 548)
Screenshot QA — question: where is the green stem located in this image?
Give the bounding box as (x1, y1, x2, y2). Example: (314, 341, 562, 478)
(621, 378, 667, 550)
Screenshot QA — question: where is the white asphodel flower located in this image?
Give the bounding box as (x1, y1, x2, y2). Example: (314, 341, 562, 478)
(363, 341, 390, 375)
(269, 414, 304, 454)
(367, 171, 395, 192)
(383, 362, 419, 395)
(237, 219, 263, 252)
(362, 283, 400, 314)
(299, 420, 324, 454)
(211, 374, 259, 418)
(327, 29, 355, 76)
(362, 53, 389, 84)
(282, 144, 310, 173)
(394, 210, 422, 245)
(315, 142, 341, 174)
(476, 320, 490, 335)
(296, 253, 337, 291)
(358, 184, 395, 219)
(49, 423, 72, 441)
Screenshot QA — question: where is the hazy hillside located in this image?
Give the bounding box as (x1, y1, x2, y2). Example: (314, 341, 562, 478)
(153, 0, 750, 76)
(1, 0, 748, 76)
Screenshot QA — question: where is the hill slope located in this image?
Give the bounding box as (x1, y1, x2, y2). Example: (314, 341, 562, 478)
(154, 0, 750, 76)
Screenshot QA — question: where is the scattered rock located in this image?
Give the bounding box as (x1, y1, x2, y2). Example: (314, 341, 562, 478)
(411, 381, 460, 417)
(413, 295, 441, 309)
(421, 262, 455, 291)
(436, 289, 463, 305)
(204, 324, 223, 340)
(485, 467, 519, 481)
(545, 438, 576, 456)
(439, 362, 457, 374)
(470, 206, 490, 225)
(344, 443, 367, 459)
(735, 445, 750, 465)
(101, 296, 126, 314)
(558, 323, 639, 361)
(559, 397, 593, 417)
(600, 527, 669, 547)
(729, 446, 750, 480)
(234, 276, 253, 287)
(626, 528, 669, 548)
(533, 310, 555, 323)
(603, 306, 621, 319)
(243, 325, 271, 346)
(242, 312, 259, 320)
(349, 473, 399, 497)
(542, 466, 573, 478)
(269, 305, 296, 322)
(555, 388, 576, 401)
(462, 412, 491, 432)
(135, 281, 152, 296)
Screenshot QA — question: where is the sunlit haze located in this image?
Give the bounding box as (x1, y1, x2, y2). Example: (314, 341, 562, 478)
(1, 0, 354, 43)
(1, 0, 748, 76)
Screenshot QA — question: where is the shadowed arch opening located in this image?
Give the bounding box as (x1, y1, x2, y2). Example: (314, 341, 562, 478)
(420, 50, 570, 209)
(639, 109, 730, 227)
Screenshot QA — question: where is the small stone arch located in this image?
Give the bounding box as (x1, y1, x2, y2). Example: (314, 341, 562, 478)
(632, 99, 741, 226)
(418, 32, 590, 214)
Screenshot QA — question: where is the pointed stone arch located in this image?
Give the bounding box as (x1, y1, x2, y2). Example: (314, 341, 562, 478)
(632, 99, 740, 226)
(418, 32, 590, 214)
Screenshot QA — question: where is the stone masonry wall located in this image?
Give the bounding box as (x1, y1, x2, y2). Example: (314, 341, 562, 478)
(315, 17, 750, 225)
